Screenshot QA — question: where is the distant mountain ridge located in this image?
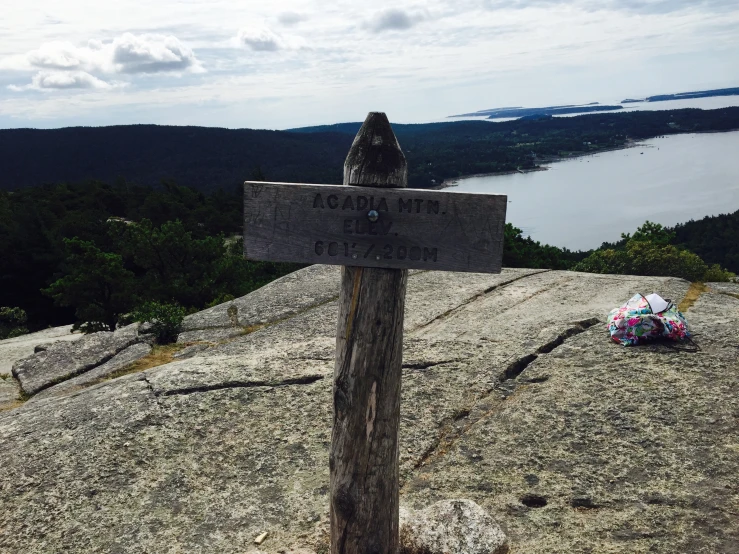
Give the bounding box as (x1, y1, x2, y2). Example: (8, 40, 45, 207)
(0, 124, 352, 192)
(2, 108, 739, 192)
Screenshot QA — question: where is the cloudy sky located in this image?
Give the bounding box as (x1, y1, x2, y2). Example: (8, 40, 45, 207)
(1, 0, 737, 129)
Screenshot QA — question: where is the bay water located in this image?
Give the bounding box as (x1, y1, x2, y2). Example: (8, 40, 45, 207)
(448, 130, 739, 251)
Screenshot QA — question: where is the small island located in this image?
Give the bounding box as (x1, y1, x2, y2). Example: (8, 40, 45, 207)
(622, 86, 739, 103)
(451, 104, 623, 120)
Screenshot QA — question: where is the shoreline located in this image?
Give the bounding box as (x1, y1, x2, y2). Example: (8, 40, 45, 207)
(436, 141, 643, 189)
(436, 127, 739, 189)
(435, 166, 548, 188)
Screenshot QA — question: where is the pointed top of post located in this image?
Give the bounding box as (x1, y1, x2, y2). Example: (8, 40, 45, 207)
(344, 112, 407, 189)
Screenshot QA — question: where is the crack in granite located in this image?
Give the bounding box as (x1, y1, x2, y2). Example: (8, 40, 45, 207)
(413, 270, 552, 331)
(154, 374, 325, 397)
(408, 318, 601, 472)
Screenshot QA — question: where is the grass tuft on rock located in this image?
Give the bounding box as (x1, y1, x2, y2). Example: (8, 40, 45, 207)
(678, 282, 709, 313)
(97, 344, 187, 382)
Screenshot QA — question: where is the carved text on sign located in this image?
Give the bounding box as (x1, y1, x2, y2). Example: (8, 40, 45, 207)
(244, 181, 507, 273)
(312, 194, 441, 215)
(312, 193, 445, 238)
(314, 241, 438, 262)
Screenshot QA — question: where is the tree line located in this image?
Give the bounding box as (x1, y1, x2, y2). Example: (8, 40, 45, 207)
(1, 179, 735, 339)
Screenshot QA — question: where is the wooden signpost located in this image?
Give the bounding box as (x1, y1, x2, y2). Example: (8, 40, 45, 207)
(244, 112, 506, 554)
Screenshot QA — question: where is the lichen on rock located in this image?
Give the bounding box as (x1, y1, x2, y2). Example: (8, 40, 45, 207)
(400, 499, 508, 554)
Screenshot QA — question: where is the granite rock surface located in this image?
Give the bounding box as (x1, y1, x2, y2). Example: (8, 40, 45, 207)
(1, 266, 737, 553)
(30, 342, 153, 403)
(11, 323, 142, 396)
(0, 377, 19, 407)
(0, 325, 82, 376)
(707, 281, 739, 296)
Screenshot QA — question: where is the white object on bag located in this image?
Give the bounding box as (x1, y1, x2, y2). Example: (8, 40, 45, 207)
(644, 293, 670, 314)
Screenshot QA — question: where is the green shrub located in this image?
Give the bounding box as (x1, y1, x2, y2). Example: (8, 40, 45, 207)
(625, 241, 707, 282)
(574, 239, 735, 282)
(572, 248, 630, 275)
(702, 264, 736, 283)
(623, 220, 675, 246)
(132, 301, 186, 344)
(0, 307, 29, 340)
(43, 238, 137, 332)
(206, 293, 235, 308)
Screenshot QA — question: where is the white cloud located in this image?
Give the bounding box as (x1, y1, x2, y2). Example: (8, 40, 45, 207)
(5, 32, 203, 92)
(480, 0, 735, 13)
(1, 0, 738, 125)
(277, 12, 307, 26)
(111, 33, 203, 74)
(20, 34, 201, 75)
(8, 70, 116, 91)
(237, 26, 283, 51)
(26, 41, 90, 69)
(235, 25, 305, 51)
(366, 8, 426, 32)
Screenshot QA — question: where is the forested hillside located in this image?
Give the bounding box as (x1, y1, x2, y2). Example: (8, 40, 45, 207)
(1, 107, 738, 191)
(0, 181, 299, 332)
(673, 211, 739, 272)
(1, 179, 735, 336)
(0, 125, 350, 192)
(0, 180, 589, 332)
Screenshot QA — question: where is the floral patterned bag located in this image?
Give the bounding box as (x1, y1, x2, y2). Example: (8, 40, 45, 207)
(607, 293, 690, 346)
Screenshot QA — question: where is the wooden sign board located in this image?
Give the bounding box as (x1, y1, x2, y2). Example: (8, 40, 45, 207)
(244, 181, 507, 273)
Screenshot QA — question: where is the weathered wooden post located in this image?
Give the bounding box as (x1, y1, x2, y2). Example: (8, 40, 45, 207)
(330, 113, 407, 554)
(243, 111, 506, 554)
